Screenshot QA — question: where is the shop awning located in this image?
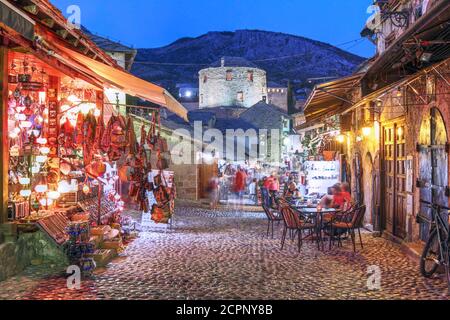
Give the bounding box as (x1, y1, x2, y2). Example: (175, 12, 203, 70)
(53, 43, 188, 122)
(0, 0, 35, 41)
(300, 73, 363, 129)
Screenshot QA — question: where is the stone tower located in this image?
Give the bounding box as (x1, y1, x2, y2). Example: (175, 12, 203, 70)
(198, 57, 267, 109)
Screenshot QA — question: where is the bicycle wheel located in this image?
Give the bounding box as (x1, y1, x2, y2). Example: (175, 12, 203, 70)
(420, 229, 441, 278)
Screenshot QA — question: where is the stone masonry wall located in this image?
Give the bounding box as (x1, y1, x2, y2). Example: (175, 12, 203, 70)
(199, 67, 267, 109)
(0, 229, 68, 282)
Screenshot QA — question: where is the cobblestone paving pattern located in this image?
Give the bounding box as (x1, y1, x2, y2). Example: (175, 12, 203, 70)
(0, 205, 448, 300)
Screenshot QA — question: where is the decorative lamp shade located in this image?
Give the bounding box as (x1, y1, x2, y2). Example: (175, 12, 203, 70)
(58, 180, 71, 194)
(20, 190, 32, 197)
(35, 184, 48, 193)
(36, 155, 48, 163)
(82, 184, 91, 195)
(60, 163, 71, 176)
(19, 177, 31, 185)
(47, 191, 61, 200)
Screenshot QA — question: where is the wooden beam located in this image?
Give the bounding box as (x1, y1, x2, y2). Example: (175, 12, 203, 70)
(23, 5, 39, 15)
(41, 18, 55, 29)
(56, 29, 69, 39)
(0, 46, 8, 224)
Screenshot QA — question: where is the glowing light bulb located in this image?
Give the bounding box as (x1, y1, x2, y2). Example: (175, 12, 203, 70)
(58, 181, 71, 194)
(47, 191, 61, 200)
(336, 135, 345, 144)
(114, 194, 121, 201)
(35, 184, 48, 193)
(19, 177, 31, 185)
(82, 184, 90, 195)
(40, 147, 50, 155)
(20, 190, 32, 197)
(9, 132, 18, 139)
(362, 127, 372, 137)
(39, 198, 53, 206)
(36, 137, 47, 145)
(36, 155, 48, 163)
(15, 113, 26, 121)
(94, 108, 101, 117)
(31, 166, 40, 174)
(19, 121, 32, 128)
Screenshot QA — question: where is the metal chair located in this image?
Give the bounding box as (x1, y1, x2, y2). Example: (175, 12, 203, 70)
(262, 205, 282, 238)
(329, 205, 366, 252)
(280, 204, 316, 252)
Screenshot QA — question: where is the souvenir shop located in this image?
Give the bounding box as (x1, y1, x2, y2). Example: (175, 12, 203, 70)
(5, 48, 176, 272)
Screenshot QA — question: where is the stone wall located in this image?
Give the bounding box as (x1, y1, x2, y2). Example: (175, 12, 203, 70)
(343, 61, 450, 242)
(0, 228, 68, 282)
(268, 89, 288, 112)
(171, 164, 199, 200)
(199, 67, 267, 109)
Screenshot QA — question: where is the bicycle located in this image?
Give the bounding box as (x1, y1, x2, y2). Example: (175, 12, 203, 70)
(417, 200, 450, 293)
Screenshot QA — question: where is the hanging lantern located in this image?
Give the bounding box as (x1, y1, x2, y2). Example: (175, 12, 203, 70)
(58, 180, 71, 194)
(82, 184, 91, 195)
(114, 194, 121, 201)
(36, 137, 47, 145)
(39, 198, 53, 207)
(36, 155, 48, 163)
(40, 147, 50, 155)
(60, 163, 71, 176)
(35, 184, 48, 193)
(20, 190, 32, 197)
(15, 113, 26, 121)
(94, 108, 101, 117)
(31, 165, 40, 174)
(19, 177, 31, 185)
(19, 121, 32, 129)
(47, 191, 61, 200)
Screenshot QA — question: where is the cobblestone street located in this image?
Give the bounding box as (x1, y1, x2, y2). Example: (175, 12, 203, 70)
(0, 204, 448, 300)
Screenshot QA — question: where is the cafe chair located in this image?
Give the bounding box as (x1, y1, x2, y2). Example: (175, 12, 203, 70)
(280, 205, 316, 253)
(262, 204, 283, 238)
(328, 205, 366, 252)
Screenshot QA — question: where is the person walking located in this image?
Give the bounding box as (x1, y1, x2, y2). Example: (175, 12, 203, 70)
(234, 166, 248, 207)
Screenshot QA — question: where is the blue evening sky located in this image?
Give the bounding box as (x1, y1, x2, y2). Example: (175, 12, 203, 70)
(52, 0, 375, 58)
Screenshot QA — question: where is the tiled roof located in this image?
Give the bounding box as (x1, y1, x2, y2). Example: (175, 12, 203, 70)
(239, 101, 290, 129)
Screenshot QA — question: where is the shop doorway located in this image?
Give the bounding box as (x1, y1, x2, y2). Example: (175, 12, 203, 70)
(418, 107, 448, 241)
(372, 153, 381, 231)
(382, 119, 407, 239)
(363, 153, 374, 228)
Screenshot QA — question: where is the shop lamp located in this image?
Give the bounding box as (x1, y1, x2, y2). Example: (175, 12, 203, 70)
(362, 126, 372, 137)
(9, 132, 19, 139)
(13, 127, 21, 135)
(31, 166, 40, 174)
(40, 147, 50, 155)
(94, 108, 101, 117)
(58, 180, 71, 194)
(38, 91, 46, 104)
(397, 127, 403, 138)
(35, 116, 44, 124)
(36, 155, 48, 163)
(19, 177, 31, 185)
(356, 136, 363, 142)
(35, 184, 48, 193)
(20, 190, 32, 197)
(336, 135, 346, 143)
(114, 194, 121, 201)
(15, 113, 27, 121)
(32, 130, 40, 137)
(36, 137, 47, 145)
(82, 184, 91, 195)
(19, 120, 32, 129)
(47, 191, 61, 200)
(67, 95, 80, 104)
(39, 198, 53, 207)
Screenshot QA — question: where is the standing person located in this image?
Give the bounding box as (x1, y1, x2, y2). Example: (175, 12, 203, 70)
(207, 175, 220, 210)
(269, 175, 280, 208)
(248, 178, 258, 205)
(262, 175, 273, 207)
(234, 166, 248, 206)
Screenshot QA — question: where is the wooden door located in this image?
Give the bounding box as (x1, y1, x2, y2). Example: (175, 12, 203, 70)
(418, 108, 448, 241)
(199, 161, 219, 199)
(382, 119, 407, 239)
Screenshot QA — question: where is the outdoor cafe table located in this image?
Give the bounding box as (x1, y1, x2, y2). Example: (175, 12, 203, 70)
(294, 207, 341, 250)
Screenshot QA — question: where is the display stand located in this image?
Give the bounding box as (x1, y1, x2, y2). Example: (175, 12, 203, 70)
(304, 161, 340, 196)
